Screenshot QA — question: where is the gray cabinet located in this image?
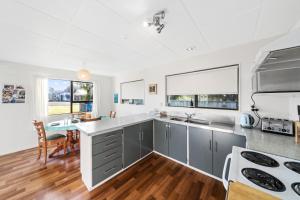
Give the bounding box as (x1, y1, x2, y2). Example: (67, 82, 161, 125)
(124, 120, 154, 168)
(154, 120, 187, 163)
(123, 124, 141, 168)
(154, 120, 169, 155)
(189, 127, 246, 178)
(189, 127, 213, 174)
(169, 123, 187, 163)
(92, 129, 123, 186)
(212, 131, 246, 178)
(141, 120, 153, 157)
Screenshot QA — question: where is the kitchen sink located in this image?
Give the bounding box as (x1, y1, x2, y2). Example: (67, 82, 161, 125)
(169, 116, 210, 125)
(169, 117, 186, 122)
(184, 119, 210, 125)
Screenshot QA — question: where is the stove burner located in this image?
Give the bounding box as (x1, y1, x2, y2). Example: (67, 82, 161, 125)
(292, 183, 300, 196)
(284, 162, 300, 174)
(241, 151, 279, 167)
(242, 168, 286, 192)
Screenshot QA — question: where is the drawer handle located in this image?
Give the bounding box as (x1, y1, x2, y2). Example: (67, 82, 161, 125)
(105, 166, 116, 174)
(105, 152, 117, 158)
(104, 134, 117, 138)
(105, 141, 117, 147)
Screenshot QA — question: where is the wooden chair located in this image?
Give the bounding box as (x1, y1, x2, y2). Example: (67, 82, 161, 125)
(32, 120, 67, 164)
(110, 111, 116, 118)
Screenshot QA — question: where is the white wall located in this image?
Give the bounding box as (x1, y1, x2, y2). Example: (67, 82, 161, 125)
(0, 61, 113, 155)
(113, 38, 300, 123)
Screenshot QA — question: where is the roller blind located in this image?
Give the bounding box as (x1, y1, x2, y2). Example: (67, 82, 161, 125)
(121, 80, 144, 99)
(166, 65, 238, 95)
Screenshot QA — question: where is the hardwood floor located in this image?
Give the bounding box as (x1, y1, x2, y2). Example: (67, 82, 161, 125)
(0, 148, 226, 200)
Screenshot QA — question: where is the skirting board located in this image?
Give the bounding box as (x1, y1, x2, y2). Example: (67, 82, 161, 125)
(85, 150, 222, 191)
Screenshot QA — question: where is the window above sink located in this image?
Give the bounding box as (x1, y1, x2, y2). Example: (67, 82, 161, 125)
(165, 65, 239, 110)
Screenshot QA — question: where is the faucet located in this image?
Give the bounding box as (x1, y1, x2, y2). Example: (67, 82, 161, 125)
(185, 113, 195, 121)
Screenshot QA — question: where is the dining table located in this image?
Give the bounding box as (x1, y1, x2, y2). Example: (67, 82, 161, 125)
(45, 116, 110, 156)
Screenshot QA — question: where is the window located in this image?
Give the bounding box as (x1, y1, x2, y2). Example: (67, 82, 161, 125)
(120, 80, 145, 105)
(48, 79, 93, 115)
(167, 95, 195, 107)
(167, 94, 238, 110)
(166, 65, 239, 110)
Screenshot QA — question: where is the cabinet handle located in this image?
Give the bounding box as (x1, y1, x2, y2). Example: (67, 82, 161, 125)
(105, 166, 116, 174)
(209, 140, 212, 150)
(105, 152, 116, 158)
(105, 133, 117, 138)
(105, 141, 116, 147)
(165, 129, 168, 140)
(141, 131, 144, 140)
(215, 142, 218, 152)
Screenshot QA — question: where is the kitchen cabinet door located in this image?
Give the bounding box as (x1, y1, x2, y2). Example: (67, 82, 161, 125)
(123, 124, 141, 168)
(141, 120, 153, 158)
(154, 120, 169, 156)
(169, 123, 187, 163)
(212, 131, 246, 178)
(189, 127, 213, 174)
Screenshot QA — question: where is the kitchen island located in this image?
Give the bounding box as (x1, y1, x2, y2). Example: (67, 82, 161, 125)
(76, 113, 300, 190)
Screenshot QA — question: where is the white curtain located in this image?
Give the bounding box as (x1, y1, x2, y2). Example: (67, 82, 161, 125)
(34, 77, 48, 122)
(91, 81, 99, 118)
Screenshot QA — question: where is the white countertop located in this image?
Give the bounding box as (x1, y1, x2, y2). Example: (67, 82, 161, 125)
(76, 113, 300, 160)
(76, 113, 153, 136)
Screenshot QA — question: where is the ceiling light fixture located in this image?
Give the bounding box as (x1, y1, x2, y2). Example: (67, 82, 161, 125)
(186, 46, 196, 51)
(143, 10, 166, 34)
(77, 69, 91, 81)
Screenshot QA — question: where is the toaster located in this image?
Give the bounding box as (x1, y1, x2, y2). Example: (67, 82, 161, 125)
(261, 117, 294, 136)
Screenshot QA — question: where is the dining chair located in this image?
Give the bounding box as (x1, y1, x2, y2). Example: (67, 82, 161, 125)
(32, 120, 67, 164)
(110, 111, 116, 118)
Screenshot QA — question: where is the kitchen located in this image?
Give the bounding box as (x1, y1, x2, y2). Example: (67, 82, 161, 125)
(0, 0, 300, 200)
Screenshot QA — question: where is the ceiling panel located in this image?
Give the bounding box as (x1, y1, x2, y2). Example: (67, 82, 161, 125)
(0, 1, 65, 39)
(200, 9, 260, 49)
(0, 0, 298, 75)
(72, 0, 130, 41)
(255, 0, 300, 39)
(16, 0, 83, 21)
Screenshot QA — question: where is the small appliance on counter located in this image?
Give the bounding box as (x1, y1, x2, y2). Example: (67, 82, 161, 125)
(240, 113, 255, 128)
(261, 117, 294, 136)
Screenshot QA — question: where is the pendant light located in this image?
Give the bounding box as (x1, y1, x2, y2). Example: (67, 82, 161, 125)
(77, 62, 91, 81)
(77, 69, 91, 81)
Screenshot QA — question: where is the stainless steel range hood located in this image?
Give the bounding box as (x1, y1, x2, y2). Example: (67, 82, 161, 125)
(252, 28, 300, 93)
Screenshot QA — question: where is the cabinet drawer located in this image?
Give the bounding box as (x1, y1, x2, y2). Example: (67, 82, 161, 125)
(92, 137, 122, 155)
(92, 130, 122, 144)
(93, 147, 122, 169)
(92, 157, 122, 186)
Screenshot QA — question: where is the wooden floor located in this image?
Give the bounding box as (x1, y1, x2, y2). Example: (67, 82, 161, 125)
(0, 148, 226, 200)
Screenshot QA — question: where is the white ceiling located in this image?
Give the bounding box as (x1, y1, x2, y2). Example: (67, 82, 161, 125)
(0, 0, 299, 75)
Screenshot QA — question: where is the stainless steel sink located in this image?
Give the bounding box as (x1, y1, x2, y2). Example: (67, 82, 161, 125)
(169, 117, 186, 122)
(169, 116, 210, 125)
(185, 119, 210, 125)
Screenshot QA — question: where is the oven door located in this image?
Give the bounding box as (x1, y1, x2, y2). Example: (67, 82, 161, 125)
(222, 153, 232, 190)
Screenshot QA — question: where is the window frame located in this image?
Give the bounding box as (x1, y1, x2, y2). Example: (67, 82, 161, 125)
(48, 79, 94, 115)
(165, 64, 239, 111)
(71, 81, 93, 113)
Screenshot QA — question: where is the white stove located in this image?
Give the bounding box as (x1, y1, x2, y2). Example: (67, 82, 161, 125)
(225, 146, 300, 200)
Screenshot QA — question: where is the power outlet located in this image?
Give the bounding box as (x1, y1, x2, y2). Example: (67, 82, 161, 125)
(251, 105, 259, 112)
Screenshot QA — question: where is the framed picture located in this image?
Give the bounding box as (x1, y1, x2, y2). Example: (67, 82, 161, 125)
(1, 84, 25, 103)
(149, 84, 157, 95)
(113, 93, 118, 103)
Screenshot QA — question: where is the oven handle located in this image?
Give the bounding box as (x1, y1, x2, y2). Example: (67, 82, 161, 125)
(222, 153, 232, 190)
